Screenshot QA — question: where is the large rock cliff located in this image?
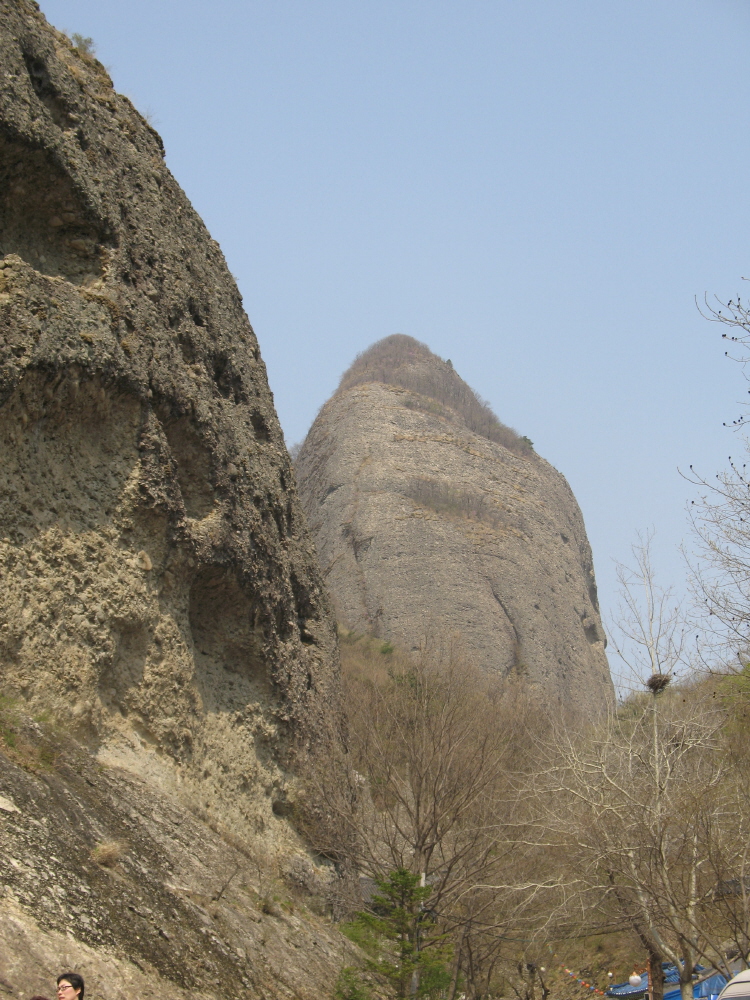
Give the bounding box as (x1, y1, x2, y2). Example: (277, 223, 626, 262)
(296, 335, 613, 716)
(0, 3, 344, 995)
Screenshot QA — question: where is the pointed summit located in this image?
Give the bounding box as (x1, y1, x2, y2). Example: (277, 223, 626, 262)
(297, 335, 613, 717)
(337, 334, 532, 456)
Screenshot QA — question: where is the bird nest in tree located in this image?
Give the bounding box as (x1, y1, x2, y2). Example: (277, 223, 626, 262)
(646, 673, 671, 694)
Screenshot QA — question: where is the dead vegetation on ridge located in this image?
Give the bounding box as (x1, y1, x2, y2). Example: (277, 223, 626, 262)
(336, 334, 535, 458)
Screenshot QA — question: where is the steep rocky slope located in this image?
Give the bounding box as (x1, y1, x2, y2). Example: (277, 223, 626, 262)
(0, 2, 344, 993)
(0, 709, 358, 1000)
(296, 335, 613, 716)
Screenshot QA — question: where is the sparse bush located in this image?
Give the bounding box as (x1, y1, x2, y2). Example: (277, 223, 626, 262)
(90, 840, 126, 868)
(259, 895, 282, 917)
(0, 727, 16, 748)
(334, 967, 372, 1000)
(37, 742, 58, 768)
(0, 705, 17, 748)
(71, 33, 95, 57)
(404, 476, 508, 530)
(0, 695, 59, 770)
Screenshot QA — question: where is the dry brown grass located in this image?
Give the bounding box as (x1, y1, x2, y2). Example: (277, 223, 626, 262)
(336, 334, 534, 458)
(0, 693, 60, 772)
(90, 840, 127, 868)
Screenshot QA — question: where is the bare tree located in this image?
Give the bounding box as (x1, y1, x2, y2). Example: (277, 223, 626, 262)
(687, 454, 750, 666)
(537, 686, 736, 1000)
(531, 537, 750, 1000)
(300, 643, 558, 998)
(687, 289, 750, 665)
(608, 530, 687, 692)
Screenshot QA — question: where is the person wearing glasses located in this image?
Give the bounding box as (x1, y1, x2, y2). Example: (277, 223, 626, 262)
(56, 974, 84, 1000)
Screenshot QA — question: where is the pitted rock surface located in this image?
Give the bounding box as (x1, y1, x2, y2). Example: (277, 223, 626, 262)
(0, 1, 341, 856)
(296, 336, 613, 716)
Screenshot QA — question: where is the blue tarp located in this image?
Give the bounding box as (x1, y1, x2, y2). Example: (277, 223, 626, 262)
(664, 972, 728, 1000)
(607, 965, 725, 1000)
(608, 964, 687, 998)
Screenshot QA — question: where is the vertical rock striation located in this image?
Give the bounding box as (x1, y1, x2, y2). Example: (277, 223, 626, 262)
(296, 335, 613, 718)
(0, 0, 341, 832)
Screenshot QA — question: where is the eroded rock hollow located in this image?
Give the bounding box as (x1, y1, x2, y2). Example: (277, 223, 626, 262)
(296, 335, 613, 717)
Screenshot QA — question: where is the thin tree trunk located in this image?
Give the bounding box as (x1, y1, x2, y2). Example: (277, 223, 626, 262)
(649, 953, 665, 1000)
(448, 923, 469, 1000)
(680, 979, 694, 1000)
(634, 929, 665, 1000)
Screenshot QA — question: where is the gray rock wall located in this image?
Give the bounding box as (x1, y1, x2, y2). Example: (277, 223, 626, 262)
(297, 340, 613, 718)
(0, 0, 341, 833)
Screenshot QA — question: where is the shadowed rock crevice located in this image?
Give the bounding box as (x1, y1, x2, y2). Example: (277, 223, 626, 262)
(158, 414, 215, 519)
(212, 351, 248, 404)
(588, 577, 601, 613)
(581, 611, 604, 646)
(0, 132, 108, 283)
(290, 572, 318, 645)
(21, 49, 76, 129)
(189, 566, 266, 701)
(251, 410, 270, 441)
(98, 623, 149, 716)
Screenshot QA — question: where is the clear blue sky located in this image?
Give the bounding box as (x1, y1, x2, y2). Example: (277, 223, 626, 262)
(39, 0, 750, 649)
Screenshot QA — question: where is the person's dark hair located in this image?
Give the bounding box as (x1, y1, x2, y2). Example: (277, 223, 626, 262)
(57, 973, 85, 1000)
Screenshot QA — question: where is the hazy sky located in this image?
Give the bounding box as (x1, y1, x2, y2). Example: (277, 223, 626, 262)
(38, 0, 750, 653)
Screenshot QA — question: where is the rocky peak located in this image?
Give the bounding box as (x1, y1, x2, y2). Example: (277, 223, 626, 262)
(297, 335, 614, 717)
(337, 333, 533, 457)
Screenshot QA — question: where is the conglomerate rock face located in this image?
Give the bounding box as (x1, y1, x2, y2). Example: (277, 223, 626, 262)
(0, 0, 341, 836)
(296, 335, 613, 717)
